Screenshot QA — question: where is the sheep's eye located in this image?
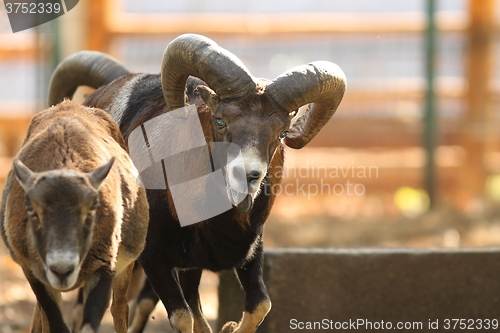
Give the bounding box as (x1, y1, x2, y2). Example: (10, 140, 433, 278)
(215, 118, 226, 129)
(88, 204, 98, 215)
(26, 207, 37, 218)
(279, 131, 289, 139)
(85, 207, 97, 224)
(27, 208, 41, 228)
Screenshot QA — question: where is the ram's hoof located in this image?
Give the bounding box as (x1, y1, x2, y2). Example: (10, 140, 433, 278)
(220, 321, 238, 333)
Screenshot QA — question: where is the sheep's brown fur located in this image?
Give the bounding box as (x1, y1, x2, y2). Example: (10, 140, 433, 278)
(0, 100, 149, 333)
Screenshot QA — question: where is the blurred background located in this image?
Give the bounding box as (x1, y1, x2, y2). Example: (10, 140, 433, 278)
(1, 0, 500, 331)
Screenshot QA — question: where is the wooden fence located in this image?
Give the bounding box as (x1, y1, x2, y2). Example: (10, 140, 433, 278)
(0, 0, 499, 208)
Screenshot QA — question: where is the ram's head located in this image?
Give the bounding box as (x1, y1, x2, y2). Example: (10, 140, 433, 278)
(160, 34, 346, 210)
(48, 34, 346, 214)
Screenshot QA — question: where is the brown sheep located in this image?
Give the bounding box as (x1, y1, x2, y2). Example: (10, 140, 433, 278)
(0, 100, 149, 333)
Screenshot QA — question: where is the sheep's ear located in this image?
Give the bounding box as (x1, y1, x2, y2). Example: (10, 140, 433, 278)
(13, 159, 35, 192)
(196, 85, 219, 111)
(88, 157, 115, 190)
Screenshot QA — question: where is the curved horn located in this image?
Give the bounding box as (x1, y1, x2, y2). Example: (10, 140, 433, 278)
(161, 34, 256, 111)
(48, 51, 130, 107)
(266, 61, 346, 149)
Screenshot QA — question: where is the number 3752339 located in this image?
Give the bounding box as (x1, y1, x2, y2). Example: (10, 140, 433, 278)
(5, 2, 62, 14)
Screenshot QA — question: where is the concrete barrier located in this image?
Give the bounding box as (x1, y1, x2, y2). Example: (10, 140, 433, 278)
(218, 248, 500, 332)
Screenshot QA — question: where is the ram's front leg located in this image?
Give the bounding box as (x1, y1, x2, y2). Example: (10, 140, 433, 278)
(179, 268, 212, 333)
(79, 267, 114, 333)
(141, 256, 193, 333)
(220, 241, 271, 333)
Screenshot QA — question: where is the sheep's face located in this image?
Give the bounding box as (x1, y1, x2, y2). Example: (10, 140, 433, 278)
(13, 159, 114, 291)
(198, 85, 291, 211)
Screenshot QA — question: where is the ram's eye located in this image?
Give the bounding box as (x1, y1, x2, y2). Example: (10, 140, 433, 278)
(215, 118, 226, 129)
(279, 131, 289, 139)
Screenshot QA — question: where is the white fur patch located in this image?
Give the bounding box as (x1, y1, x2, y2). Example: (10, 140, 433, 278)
(170, 308, 194, 333)
(80, 323, 96, 333)
(229, 142, 267, 193)
(236, 300, 272, 332)
(115, 251, 134, 276)
(224, 140, 268, 207)
(109, 183, 124, 272)
(107, 74, 146, 125)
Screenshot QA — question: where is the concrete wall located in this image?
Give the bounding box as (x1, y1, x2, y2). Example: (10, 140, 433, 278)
(218, 248, 500, 332)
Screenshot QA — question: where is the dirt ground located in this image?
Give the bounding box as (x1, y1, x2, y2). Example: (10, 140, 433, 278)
(0, 244, 218, 332)
(2, 201, 500, 332)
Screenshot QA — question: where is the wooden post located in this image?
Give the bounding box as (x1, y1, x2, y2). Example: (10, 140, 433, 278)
(85, 0, 110, 52)
(424, 0, 438, 207)
(456, 0, 496, 208)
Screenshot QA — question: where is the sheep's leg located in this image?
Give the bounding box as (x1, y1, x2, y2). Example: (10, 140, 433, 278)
(127, 261, 145, 302)
(24, 269, 69, 333)
(71, 288, 84, 333)
(220, 242, 271, 333)
(179, 269, 212, 333)
(79, 267, 114, 333)
(141, 258, 193, 333)
(128, 277, 159, 333)
(127, 263, 144, 328)
(111, 263, 134, 333)
(29, 303, 42, 333)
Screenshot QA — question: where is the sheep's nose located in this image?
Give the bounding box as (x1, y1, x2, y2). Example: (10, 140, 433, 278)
(247, 170, 261, 184)
(49, 263, 75, 279)
(46, 251, 79, 279)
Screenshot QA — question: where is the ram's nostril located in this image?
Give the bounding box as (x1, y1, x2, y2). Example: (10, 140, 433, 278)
(232, 166, 246, 183)
(247, 171, 261, 183)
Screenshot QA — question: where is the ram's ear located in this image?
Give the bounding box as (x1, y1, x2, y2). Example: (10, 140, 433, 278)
(87, 157, 115, 190)
(196, 85, 219, 111)
(13, 159, 36, 192)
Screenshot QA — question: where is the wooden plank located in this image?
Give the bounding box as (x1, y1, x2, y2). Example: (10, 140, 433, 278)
(347, 77, 467, 99)
(0, 48, 36, 60)
(105, 12, 471, 36)
(307, 117, 462, 149)
(455, 0, 497, 205)
(85, 0, 111, 52)
(0, 34, 36, 60)
(0, 116, 32, 157)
